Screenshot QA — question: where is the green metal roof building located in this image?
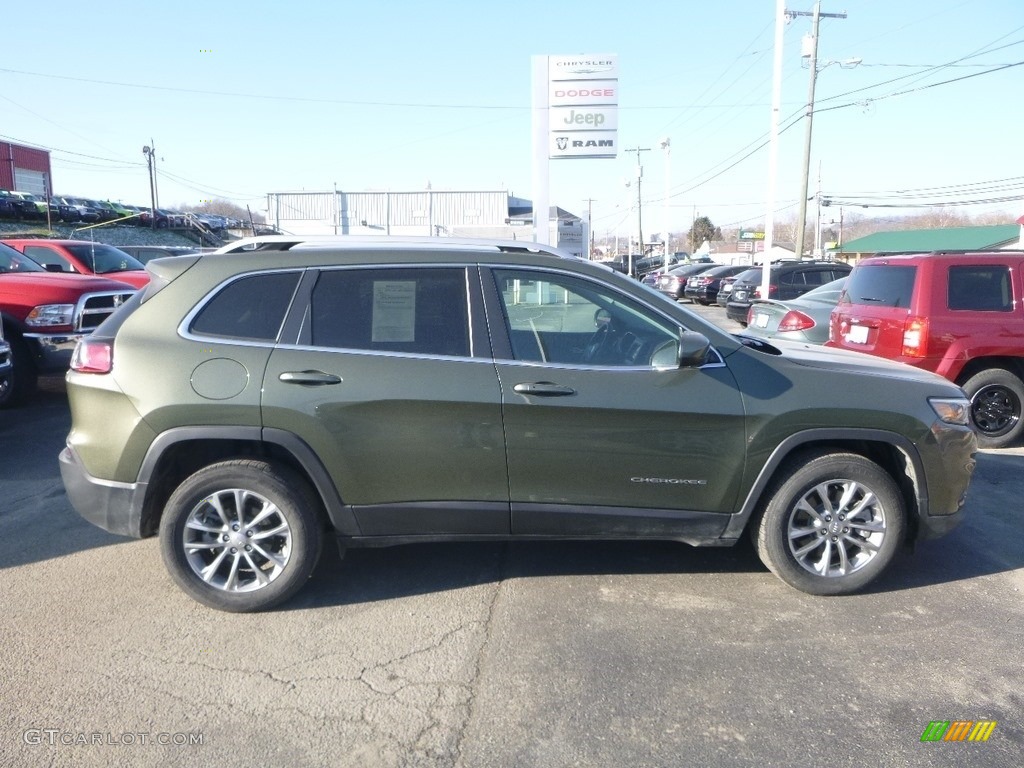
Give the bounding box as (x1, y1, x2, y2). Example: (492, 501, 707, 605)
(830, 224, 1022, 262)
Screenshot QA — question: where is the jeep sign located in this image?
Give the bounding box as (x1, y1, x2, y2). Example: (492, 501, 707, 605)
(547, 54, 618, 160)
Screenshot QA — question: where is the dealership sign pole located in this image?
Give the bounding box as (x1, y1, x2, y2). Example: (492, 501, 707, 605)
(532, 55, 618, 246)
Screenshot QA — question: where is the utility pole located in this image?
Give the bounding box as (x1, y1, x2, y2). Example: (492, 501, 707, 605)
(625, 146, 650, 265)
(790, 2, 847, 258)
(142, 141, 157, 228)
(583, 197, 596, 260)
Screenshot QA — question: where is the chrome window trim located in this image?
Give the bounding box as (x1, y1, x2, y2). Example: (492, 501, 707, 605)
(483, 263, 728, 371)
(179, 267, 307, 343)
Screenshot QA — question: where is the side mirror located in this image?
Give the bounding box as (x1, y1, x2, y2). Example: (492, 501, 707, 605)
(650, 330, 711, 369)
(44, 263, 64, 273)
(678, 330, 711, 368)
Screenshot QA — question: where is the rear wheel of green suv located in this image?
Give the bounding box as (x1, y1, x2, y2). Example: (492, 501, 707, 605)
(159, 460, 323, 612)
(753, 452, 905, 595)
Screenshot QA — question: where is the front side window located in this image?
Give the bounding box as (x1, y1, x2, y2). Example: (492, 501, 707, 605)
(493, 269, 678, 367)
(310, 268, 470, 357)
(947, 265, 1012, 312)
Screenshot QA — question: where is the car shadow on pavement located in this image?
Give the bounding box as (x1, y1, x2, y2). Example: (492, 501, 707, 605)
(294, 450, 1024, 609)
(290, 538, 769, 611)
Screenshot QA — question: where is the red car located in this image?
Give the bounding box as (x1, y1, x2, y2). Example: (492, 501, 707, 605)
(828, 250, 1024, 448)
(1, 239, 149, 288)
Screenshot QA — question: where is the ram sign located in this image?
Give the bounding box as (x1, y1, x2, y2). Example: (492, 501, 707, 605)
(547, 55, 618, 160)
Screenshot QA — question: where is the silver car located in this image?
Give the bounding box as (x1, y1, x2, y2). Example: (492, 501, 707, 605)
(742, 277, 847, 344)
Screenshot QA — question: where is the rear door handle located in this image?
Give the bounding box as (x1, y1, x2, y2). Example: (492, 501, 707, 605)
(279, 370, 342, 386)
(513, 382, 576, 397)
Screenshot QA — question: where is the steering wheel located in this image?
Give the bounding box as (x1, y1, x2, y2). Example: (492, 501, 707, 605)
(583, 308, 613, 363)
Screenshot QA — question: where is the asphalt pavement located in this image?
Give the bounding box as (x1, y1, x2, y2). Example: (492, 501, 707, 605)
(1, 318, 1021, 768)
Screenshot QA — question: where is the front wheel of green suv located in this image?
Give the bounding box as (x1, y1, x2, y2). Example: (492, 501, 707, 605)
(752, 452, 905, 596)
(159, 460, 324, 612)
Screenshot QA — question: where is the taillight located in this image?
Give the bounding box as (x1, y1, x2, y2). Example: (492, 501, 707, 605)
(753, 285, 777, 298)
(778, 310, 815, 332)
(902, 317, 929, 358)
(71, 338, 113, 374)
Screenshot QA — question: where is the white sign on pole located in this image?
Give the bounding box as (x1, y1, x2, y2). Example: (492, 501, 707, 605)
(547, 54, 618, 160)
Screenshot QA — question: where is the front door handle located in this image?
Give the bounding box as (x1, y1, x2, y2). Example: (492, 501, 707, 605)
(513, 382, 576, 397)
(279, 370, 342, 386)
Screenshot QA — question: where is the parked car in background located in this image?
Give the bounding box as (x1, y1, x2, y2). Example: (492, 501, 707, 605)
(59, 235, 976, 611)
(2, 239, 150, 289)
(828, 250, 1024, 449)
(717, 269, 757, 307)
(0, 191, 22, 219)
(6, 191, 55, 220)
(0, 241, 136, 406)
(139, 208, 183, 228)
(654, 263, 720, 300)
(742, 277, 847, 345)
(115, 245, 203, 264)
(683, 264, 751, 305)
(84, 199, 119, 222)
(726, 260, 852, 325)
(104, 200, 135, 220)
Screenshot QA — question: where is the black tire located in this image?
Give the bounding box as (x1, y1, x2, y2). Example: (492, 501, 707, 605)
(752, 452, 905, 596)
(159, 460, 324, 612)
(0, 334, 37, 409)
(961, 368, 1024, 449)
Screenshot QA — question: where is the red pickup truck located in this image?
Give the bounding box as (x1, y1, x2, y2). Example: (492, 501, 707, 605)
(0, 241, 136, 406)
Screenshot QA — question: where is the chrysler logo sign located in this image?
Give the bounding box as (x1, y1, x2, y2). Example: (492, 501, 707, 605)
(553, 60, 616, 76)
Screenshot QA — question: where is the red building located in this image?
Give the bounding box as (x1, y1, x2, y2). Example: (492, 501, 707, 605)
(0, 141, 53, 196)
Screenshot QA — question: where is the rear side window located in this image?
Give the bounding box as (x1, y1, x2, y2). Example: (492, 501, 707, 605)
(947, 265, 1012, 312)
(843, 265, 917, 308)
(191, 272, 301, 341)
(310, 268, 470, 357)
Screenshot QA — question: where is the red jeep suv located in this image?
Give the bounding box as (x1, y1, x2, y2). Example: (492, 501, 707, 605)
(828, 250, 1024, 448)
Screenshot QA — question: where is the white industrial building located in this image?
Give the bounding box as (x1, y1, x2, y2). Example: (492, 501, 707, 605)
(264, 190, 586, 258)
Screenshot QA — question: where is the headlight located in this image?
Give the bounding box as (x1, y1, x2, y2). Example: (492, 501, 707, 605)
(929, 397, 971, 426)
(26, 304, 75, 327)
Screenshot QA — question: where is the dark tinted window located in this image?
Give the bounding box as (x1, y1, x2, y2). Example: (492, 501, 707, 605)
(947, 265, 1012, 312)
(0, 243, 47, 273)
(310, 268, 469, 357)
(843, 265, 917, 308)
(23, 245, 73, 272)
(191, 272, 301, 341)
(64, 244, 144, 274)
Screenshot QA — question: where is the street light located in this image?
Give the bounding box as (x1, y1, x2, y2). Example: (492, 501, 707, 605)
(659, 136, 671, 268)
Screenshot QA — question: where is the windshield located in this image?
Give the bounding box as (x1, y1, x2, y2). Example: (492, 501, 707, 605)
(64, 243, 144, 273)
(0, 243, 47, 273)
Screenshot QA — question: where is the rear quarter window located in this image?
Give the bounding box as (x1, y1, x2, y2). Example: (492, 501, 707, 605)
(946, 265, 1012, 312)
(190, 272, 301, 341)
(842, 265, 917, 308)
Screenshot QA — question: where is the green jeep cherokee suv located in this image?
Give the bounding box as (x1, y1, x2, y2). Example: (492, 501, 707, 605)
(59, 237, 977, 611)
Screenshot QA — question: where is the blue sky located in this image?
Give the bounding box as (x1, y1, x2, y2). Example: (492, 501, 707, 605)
(2, 0, 1021, 238)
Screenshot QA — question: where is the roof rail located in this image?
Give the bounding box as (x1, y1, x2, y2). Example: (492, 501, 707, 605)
(213, 234, 579, 259)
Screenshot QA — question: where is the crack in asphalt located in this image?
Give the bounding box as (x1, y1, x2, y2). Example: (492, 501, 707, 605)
(452, 541, 508, 767)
